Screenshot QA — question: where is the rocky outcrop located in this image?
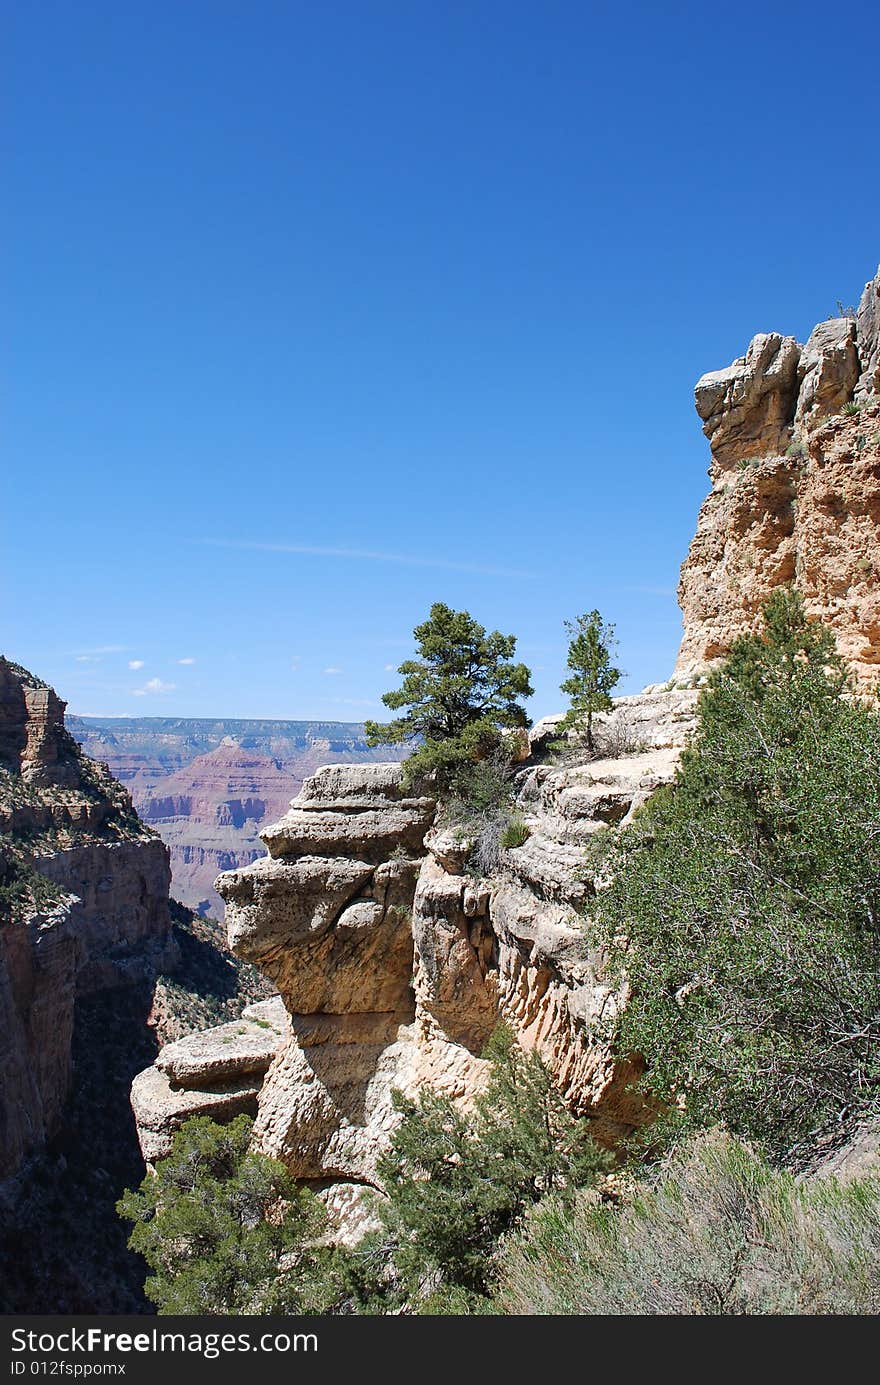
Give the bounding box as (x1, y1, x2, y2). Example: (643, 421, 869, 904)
(677, 264, 880, 686)
(127, 692, 699, 1210)
(0, 659, 177, 1180)
(130, 997, 288, 1163)
(695, 332, 802, 467)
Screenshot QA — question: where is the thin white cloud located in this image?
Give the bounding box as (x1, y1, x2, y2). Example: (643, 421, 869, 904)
(73, 644, 127, 656)
(128, 659, 145, 670)
(323, 667, 342, 676)
(76, 655, 101, 663)
(384, 663, 397, 671)
(198, 539, 536, 580)
(177, 657, 196, 665)
(132, 677, 176, 697)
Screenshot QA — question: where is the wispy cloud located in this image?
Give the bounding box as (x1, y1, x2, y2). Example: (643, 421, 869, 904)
(132, 677, 176, 697)
(384, 663, 396, 671)
(177, 657, 196, 665)
(128, 659, 145, 670)
(323, 667, 342, 676)
(73, 644, 127, 657)
(198, 539, 536, 580)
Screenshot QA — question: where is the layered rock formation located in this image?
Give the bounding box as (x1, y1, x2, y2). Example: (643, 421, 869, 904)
(134, 740, 297, 917)
(130, 996, 288, 1163)
(677, 264, 880, 685)
(131, 692, 697, 1211)
(0, 659, 177, 1180)
(70, 716, 407, 916)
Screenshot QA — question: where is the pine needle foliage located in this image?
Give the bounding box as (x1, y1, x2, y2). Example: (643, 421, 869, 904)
(588, 588, 880, 1160)
(117, 1115, 330, 1314)
(374, 1027, 610, 1308)
(555, 610, 622, 752)
(365, 603, 533, 792)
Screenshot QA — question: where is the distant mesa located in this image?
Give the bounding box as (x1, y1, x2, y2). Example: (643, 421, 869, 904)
(69, 715, 407, 917)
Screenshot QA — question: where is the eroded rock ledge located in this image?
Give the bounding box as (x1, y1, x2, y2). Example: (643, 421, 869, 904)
(130, 691, 697, 1210)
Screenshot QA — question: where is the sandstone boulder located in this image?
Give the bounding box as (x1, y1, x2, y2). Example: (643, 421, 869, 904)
(130, 1065, 265, 1165)
(155, 997, 288, 1087)
(794, 317, 859, 425)
(695, 332, 801, 467)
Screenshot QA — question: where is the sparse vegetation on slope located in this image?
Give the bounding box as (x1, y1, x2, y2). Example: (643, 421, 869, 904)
(498, 1129, 880, 1315)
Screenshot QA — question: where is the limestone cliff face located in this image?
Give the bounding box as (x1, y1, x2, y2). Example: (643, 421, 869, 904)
(677, 264, 880, 685)
(0, 659, 177, 1180)
(131, 692, 696, 1209)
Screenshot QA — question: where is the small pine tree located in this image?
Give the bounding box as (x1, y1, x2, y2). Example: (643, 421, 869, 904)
(373, 1027, 609, 1307)
(557, 610, 622, 751)
(365, 603, 533, 792)
(117, 1116, 330, 1314)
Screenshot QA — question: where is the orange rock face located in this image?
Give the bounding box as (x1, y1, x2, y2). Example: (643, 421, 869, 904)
(677, 408, 880, 685)
(677, 264, 880, 689)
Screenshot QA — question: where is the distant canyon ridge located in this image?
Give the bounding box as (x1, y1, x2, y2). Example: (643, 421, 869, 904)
(68, 717, 406, 917)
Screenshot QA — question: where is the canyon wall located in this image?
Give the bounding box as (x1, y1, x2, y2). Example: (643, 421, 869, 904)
(677, 264, 880, 686)
(133, 692, 696, 1217)
(0, 659, 177, 1180)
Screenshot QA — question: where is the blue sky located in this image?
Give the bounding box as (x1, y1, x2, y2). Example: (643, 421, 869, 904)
(5, 1, 879, 720)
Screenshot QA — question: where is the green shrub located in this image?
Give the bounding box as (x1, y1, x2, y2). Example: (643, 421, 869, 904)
(588, 588, 880, 1160)
(500, 813, 530, 849)
(117, 1116, 332, 1314)
(498, 1130, 880, 1315)
(439, 753, 519, 876)
(371, 1027, 609, 1307)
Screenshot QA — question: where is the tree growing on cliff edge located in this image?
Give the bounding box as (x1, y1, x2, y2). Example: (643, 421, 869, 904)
(371, 1027, 610, 1310)
(365, 602, 533, 791)
(588, 587, 880, 1160)
(117, 1115, 331, 1314)
(556, 610, 622, 752)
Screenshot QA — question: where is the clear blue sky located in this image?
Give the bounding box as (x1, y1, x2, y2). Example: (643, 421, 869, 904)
(5, 1, 879, 720)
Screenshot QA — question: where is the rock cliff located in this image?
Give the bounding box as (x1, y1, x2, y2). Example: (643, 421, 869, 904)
(677, 264, 880, 686)
(131, 691, 697, 1217)
(0, 659, 177, 1180)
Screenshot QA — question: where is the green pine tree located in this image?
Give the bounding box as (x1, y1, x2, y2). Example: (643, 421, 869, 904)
(589, 588, 880, 1159)
(365, 603, 533, 792)
(557, 610, 622, 751)
(373, 1027, 609, 1309)
(117, 1115, 331, 1314)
